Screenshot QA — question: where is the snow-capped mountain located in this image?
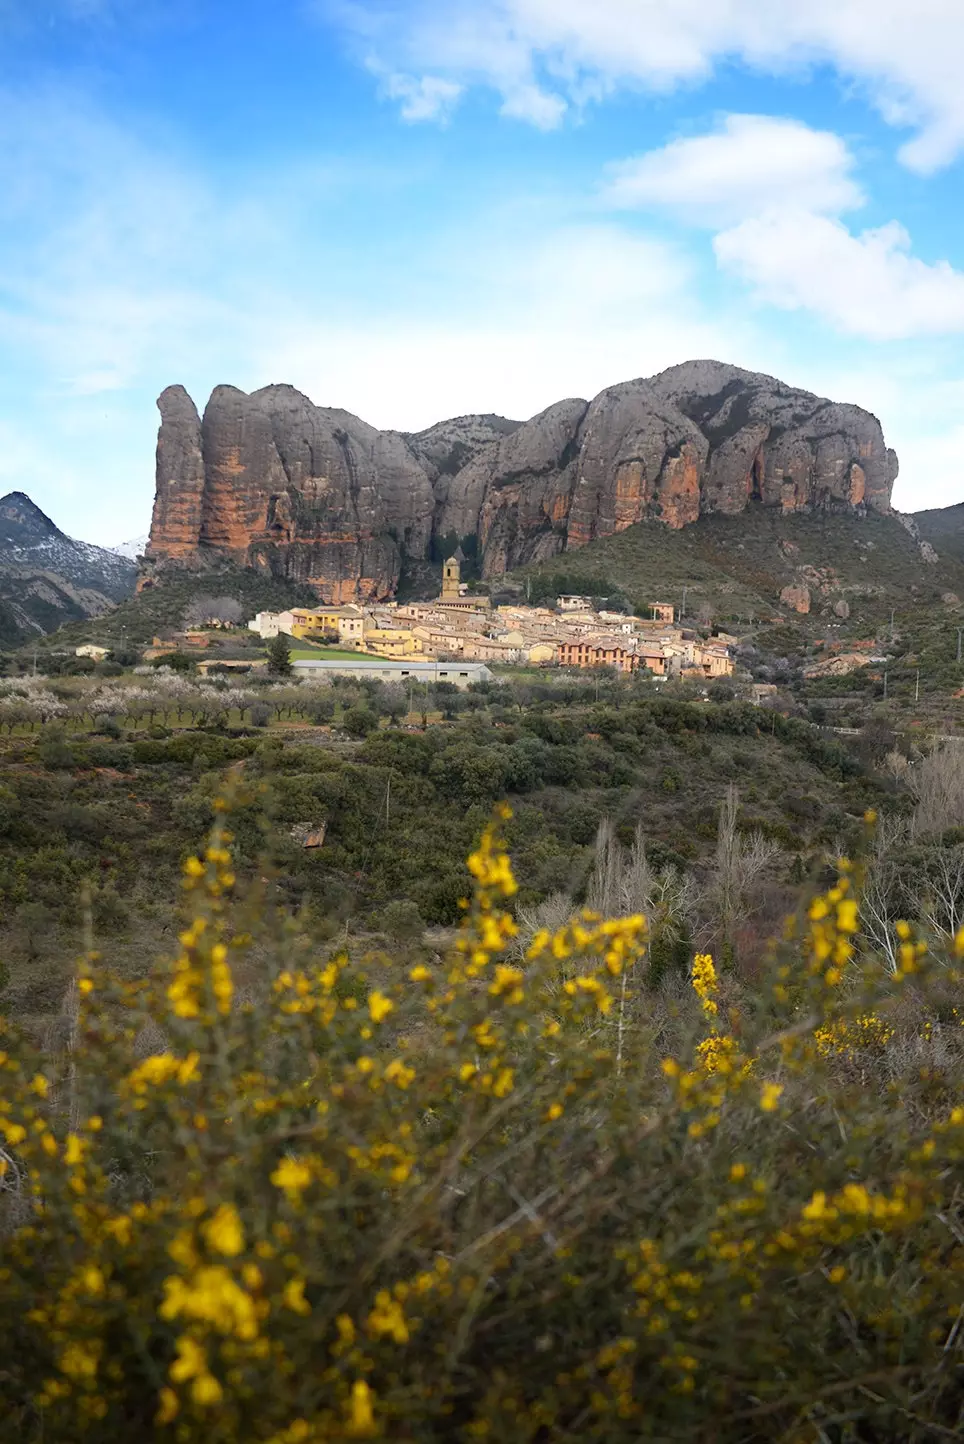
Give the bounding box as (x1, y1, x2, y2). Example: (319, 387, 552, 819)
(0, 492, 138, 603)
(108, 534, 150, 562)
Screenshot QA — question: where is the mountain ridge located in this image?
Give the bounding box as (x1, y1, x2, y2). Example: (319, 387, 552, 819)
(0, 492, 137, 602)
(143, 360, 898, 601)
(0, 491, 139, 648)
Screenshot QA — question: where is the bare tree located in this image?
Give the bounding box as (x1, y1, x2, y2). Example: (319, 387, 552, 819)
(919, 844, 964, 945)
(858, 815, 906, 973)
(908, 743, 964, 837)
(881, 748, 910, 786)
(182, 596, 244, 628)
(703, 786, 779, 959)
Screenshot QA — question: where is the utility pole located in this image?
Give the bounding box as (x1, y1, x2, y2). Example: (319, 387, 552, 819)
(883, 671, 888, 700)
(890, 607, 895, 643)
(957, 627, 962, 664)
(681, 586, 688, 621)
(915, 668, 920, 704)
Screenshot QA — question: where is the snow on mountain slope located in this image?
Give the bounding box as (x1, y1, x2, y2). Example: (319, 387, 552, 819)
(0, 492, 138, 603)
(108, 534, 149, 561)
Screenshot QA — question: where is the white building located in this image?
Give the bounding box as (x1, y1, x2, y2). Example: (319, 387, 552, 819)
(293, 659, 493, 689)
(248, 611, 295, 639)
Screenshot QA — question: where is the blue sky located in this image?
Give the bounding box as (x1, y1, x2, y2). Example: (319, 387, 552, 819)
(4, 1, 964, 543)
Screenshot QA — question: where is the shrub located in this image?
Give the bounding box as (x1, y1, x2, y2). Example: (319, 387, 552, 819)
(2, 795, 964, 1441)
(342, 706, 377, 740)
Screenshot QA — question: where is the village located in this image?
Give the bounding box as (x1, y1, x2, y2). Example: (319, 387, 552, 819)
(241, 550, 736, 682)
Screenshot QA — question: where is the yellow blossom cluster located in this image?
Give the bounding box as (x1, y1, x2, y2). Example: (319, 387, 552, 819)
(2, 793, 964, 1442)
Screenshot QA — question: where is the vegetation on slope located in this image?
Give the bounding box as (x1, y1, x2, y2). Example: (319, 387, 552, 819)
(0, 669, 899, 1029)
(36, 568, 320, 651)
(515, 508, 964, 634)
(914, 500, 964, 564)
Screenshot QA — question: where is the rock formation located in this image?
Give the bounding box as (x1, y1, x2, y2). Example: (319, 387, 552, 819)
(145, 362, 898, 600)
(780, 584, 812, 615)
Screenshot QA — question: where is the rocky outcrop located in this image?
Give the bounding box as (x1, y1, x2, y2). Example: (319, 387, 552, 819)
(405, 414, 522, 485)
(148, 386, 205, 560)
(145, 363, 899, 599)
(146, 384, 435, 602)
(780, 584, 811, 614)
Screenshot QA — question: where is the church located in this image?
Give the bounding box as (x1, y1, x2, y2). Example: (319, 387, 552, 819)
(437, 547, 490, 611)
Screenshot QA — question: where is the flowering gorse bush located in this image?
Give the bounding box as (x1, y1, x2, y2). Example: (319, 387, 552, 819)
(2, 787, 964, 1441)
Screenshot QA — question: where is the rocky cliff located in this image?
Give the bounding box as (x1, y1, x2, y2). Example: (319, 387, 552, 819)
(145, 362, 898, 600)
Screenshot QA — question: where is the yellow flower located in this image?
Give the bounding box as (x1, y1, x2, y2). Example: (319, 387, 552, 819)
(271, 1157, 313, 1201)
(156, 1387, 179, 1424)
(59, 1342, 100, 1380)
(283, 1278, 311, 1315)
(169, 1336, 207, 1383)
(384, 1059, 416, 1089)
(759, 1082, 783, 1113)
(802, 1191, 834, 1222)
(202, 1203, 245, 1258)
(367, 1290, 409, 1343)
(191, 1373, 224, 1407)
(368, 990, 394, 1024)
(347, 1379, 376, 1437)
(64, 1133, 86, 1167)
(836, 899, 858, 933)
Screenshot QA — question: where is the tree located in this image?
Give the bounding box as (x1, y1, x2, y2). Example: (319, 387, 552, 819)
(704, 785, 779, 966)
(182, 596, 244, 628)
(267, 634, 293, 677)
(151, 652, 194, 674)
(342, 706, 377, 739)
(909, 744, 964, 837)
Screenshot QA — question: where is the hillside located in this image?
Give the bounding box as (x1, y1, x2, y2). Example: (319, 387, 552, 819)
(0, 492, 139, 648)
(913, 500, 964, 563)
(0, 568, 121, 650)
(33, 562, 321, 651)
(513, 507, 964, 633)
(0, 492, 137, 601)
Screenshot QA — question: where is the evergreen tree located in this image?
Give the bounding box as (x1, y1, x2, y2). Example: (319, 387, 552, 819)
(267, 632, 293, 677)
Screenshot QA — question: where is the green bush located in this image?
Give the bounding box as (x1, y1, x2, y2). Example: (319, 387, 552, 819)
(2, 790, 964, 1441)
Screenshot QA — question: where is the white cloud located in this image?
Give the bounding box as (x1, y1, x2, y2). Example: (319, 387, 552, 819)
(601, 112, 964, 342)
(604, 115, 864, 225)
(381, 72, 463, 121)
(0, 84, 746, 539)
(714, 211, 964, 340)
(329, 0, 964, 171)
